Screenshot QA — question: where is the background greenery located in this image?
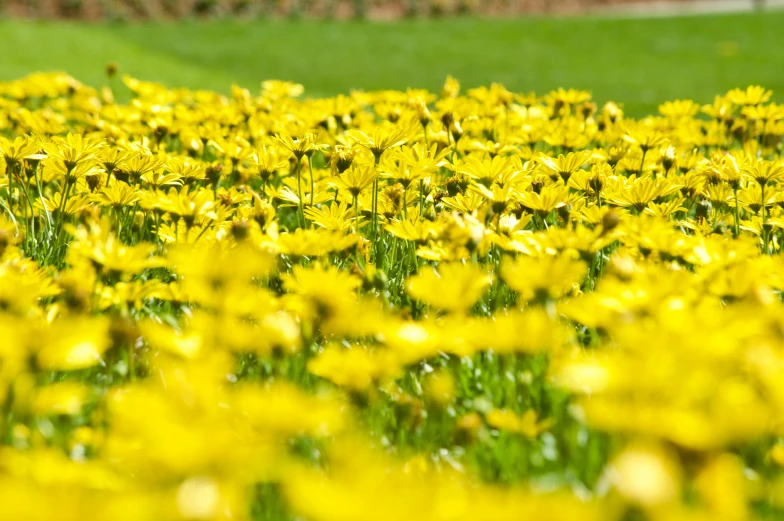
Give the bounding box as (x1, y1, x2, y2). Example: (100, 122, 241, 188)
(3, 10, 783, 115)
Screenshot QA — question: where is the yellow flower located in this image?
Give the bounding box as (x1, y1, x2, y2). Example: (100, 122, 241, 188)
(308, 344, 401, 392)
(282, 263, 362, 331)
(609, 443, 681, 507)
(251, 144, 290, 182)
(743, 158, 784, 186)
(233, 382, 347, 437)
(535, 150, 591, 183)
(67, 220, 163, 276)
(517, 184, 570, 216)
(330, 165, 378, 198)
(658, 99, 699, 120)
(274, 132, 324, 160)
(262, 79, 304, 99)
(386, 217, 441, 245)
(34, 317, 111, 370)
(33, 382, 90, 416)
(422, 369, 456, 406)
(501, 254, 587, 303)
(304, 201, 357, 232)
(623, 122, 668, 152)
(347, 126, 410, 160)
(42, 132, 102, 178)
(456, 154, 520, 187)
(406, 261, 493, 313)
(726, 85, 772, 106)
(157, 186, 217, 227)
(0, 136, 44, 172)
(605, 176, 683, 212)
(91, 180, 140, 208)
(486, 409, 553, 438)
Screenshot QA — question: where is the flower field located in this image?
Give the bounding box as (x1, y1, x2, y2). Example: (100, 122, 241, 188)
(2, 71, 784, 520)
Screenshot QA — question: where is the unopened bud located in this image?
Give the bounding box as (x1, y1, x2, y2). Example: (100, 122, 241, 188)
(229, 220, 249, 241)
(601, 210, 621, 234)
(105, 62, 119, 79)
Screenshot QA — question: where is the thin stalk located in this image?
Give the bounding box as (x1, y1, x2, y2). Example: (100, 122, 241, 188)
(16, 167, 36, 245)
(762, 181, 769, 254)
(389, 236, 399, 277)
(353, 194, 359, 234)
(0, 198, 18, 234)
(295, 158, 305, 229)
(128, 342, 136, 383)
(639, 148, 648, 176)
(114, 206, 123, 239)
(733, 186, 740, 238)
(371, 152, 382, 262)
(33, 161, 52, 233)
(596, 247, 605, 283)
(371, 179, 378, 237)
(54, 175, 73, 238)
(154, 212, 162, 247)
(194, 222, 212, 243)
(419, 179, 425, 216)
(589, 251, 601, 291)
(139, 210, 149, 244)
(371, 152, 382, 237)
(308, 155, 315, 208)
(18, 185, 28, 251)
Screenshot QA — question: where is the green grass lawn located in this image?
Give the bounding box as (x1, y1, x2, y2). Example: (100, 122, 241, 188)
(2, 11, 783, 115)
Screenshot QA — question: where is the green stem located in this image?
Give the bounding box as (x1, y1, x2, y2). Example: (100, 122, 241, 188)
(155, 212, 162, 247)
(733, 186, 740, 238)
(447, 131, 457, 164)
(33, 162, 52, 234)
(762, 182, 769, 254)
(16, 166, 36, 246)
(18, 184, 28, 251)
(596, 247, 605, 282)
(128, 342, 136, 383)
(371, 178, 379, 257)
(353, 194, 359, 234)
(55, 175, 73, 238)
(419, 179, 424, 216)
(194, 222, 212, 243)
(115, 206, 123, 239)
(308, 155, 315, 208)
(639, 148, 647, 176)
(295, 158, 305, 229)
(371, 152, 382, 259)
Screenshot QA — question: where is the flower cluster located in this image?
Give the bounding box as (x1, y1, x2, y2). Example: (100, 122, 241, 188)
(1, 72, 784, 520)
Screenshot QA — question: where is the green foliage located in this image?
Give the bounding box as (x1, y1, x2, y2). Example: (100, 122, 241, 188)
(0, 12, 782, 115)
